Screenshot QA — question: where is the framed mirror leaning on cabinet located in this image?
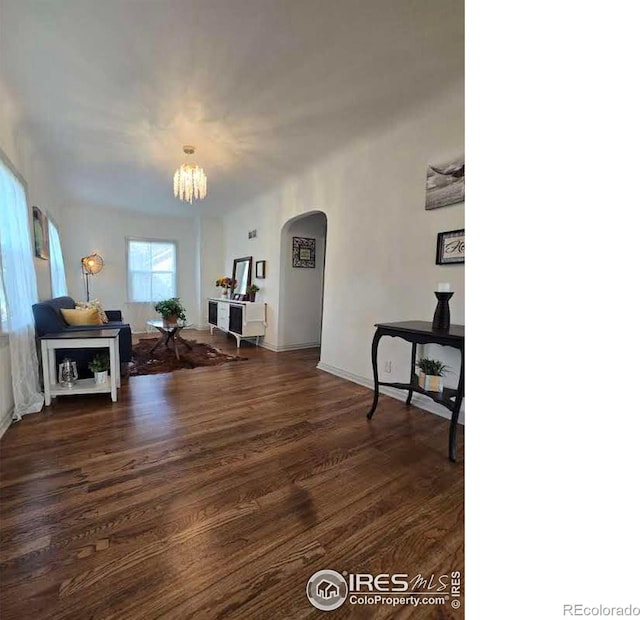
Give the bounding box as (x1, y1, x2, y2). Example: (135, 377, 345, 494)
(232, 256, 252, 299)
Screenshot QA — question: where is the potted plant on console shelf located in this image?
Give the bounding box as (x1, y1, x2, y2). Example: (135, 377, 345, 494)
(416, 358, 449, 393)
(88, 353, 110, 384)
(154, 298, 186, 327)
(247, 284, 260, 302)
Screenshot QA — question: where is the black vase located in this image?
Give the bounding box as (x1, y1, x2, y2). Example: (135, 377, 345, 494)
(432, 292, 454, 331)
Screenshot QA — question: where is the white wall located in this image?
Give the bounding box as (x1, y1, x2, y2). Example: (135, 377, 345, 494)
(222, 80, 464, 420)
(221, 202, 281, 348)
(279, 213, 327, 349)
(199, 216, 224, 323)
(61, 204, 206, 332)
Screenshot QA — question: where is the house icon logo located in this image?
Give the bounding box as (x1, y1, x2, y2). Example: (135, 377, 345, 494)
(306, 569, 348, 611)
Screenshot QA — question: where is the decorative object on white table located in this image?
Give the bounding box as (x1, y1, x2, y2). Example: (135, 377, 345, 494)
(58, 358, 78, 388)
(247, 283, 260, 302)
(215, 277, 235, 299)
(416, 357, 449, 393)
(88, 352, 110, 384)
(94, 371, 108, 384)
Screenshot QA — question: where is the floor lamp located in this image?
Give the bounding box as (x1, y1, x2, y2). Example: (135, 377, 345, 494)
(81, 253, 104, 302)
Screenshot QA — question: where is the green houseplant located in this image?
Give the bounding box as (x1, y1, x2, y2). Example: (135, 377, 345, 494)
(88, 353, 110, 384)
(247, 283, 260, 302)
(416, 357, 449, 392)
(154, 298, 186, 326)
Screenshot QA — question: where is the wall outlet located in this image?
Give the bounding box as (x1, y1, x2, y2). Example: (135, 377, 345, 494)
(383, 361, 392, 373)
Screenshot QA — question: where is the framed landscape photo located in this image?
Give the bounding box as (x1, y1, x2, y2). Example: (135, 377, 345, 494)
(32, 206, 49, 259)
(292, 237, 316, 268)
(425, 156, 465, 210)
(436, 228, 465, 264)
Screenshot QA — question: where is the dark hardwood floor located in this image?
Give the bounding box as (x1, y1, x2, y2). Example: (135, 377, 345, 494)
(0, 330, 464, 619)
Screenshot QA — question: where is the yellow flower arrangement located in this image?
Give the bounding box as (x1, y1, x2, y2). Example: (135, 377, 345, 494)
(215, 276, 236, 289)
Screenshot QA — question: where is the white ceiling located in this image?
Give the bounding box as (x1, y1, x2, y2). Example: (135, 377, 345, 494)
(0, 0, 464, 216)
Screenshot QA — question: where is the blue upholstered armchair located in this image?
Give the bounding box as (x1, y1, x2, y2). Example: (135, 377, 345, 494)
(32, 296, 132, 376)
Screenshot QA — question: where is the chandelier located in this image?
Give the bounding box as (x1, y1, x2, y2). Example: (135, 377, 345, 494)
(173, 145, 207, 203)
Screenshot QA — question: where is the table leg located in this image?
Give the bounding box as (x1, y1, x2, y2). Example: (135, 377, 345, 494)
(405, 342, 417, 406)
(448, 348, 465, 462)
(173, 332, 181, 360)
(114, 334, 121, 388)
(42, 341, 51, 407)
(366, 329, 383, 419)
(109, 341, 117, 402)
(149, 329, 168, 354)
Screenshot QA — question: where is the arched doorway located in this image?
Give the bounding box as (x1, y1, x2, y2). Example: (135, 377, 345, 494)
(278, 211, 327, 355)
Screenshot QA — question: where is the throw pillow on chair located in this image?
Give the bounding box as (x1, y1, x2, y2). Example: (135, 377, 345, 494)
(60, 308, 102, 326)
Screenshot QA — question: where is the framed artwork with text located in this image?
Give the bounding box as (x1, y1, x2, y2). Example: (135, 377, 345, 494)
(436, 229, 465, 264)
(292, 237, 316, 268)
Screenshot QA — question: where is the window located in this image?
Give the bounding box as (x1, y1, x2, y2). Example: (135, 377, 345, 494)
(0, 270, 7, 329)
(48, 218, 67, 297)
(127, 238, 177, 302)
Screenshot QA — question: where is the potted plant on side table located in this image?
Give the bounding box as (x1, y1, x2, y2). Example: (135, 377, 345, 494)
(88, 353, 110, 384)
(247, 284, 260, 302)
(416, 357, 449, 393)
(154, 298, 187, 327)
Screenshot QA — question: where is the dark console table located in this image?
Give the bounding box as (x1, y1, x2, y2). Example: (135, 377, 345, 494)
(367, 321, 465, 462)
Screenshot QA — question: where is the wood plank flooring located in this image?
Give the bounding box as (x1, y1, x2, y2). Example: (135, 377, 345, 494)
(0, 330, 464, 619)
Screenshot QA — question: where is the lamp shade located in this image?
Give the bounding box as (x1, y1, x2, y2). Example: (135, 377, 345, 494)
(81, 253, 104, 275)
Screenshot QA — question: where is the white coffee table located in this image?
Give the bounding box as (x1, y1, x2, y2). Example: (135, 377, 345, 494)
(40, 329, 121, 406)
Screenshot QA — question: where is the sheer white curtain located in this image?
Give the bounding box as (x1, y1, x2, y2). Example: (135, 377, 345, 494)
(0, 158, 44, 419)
(48, 218, 67, 297)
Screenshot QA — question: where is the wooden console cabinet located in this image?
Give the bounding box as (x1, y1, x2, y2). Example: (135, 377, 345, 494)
(207, 298, 266, 348)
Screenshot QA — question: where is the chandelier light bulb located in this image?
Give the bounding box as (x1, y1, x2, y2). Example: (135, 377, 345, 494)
(174, 145, 207, 204)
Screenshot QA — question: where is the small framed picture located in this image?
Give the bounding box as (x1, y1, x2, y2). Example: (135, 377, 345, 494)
(32, 206, 49, 259)
(292, 237, 316, 268)
(436, 229, 465, 264)
(255, 260, 266, 279)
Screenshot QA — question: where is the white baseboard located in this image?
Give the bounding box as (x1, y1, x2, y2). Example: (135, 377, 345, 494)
(259, 341, 320, 352)
(316, 361, 465, 425)
(258, 340, 278, 352)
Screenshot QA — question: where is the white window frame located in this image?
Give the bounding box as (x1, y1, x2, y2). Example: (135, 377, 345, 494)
(126, 237, 178, 303)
